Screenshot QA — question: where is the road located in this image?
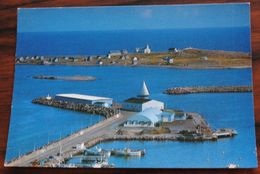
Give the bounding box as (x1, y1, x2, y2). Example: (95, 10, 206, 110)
(5, 111, 135, 167)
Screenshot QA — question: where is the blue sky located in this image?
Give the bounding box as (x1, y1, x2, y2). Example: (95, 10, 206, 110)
(18, 3, 250, 32)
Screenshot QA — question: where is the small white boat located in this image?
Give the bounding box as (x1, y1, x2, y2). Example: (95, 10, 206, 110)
(91, 161, 114, 168)
(227, 163, 239, 168)
(96, 147, 111, 157)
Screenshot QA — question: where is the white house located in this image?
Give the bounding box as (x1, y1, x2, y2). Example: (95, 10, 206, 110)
(160, 109, 187, 122)
(123, 98, 164, 112)
(132, 57, 138, 65)
(19, 57, 25, 62)
(54, 58, 59, 63)
(200, 56, 208, 61)
(122, 81, 164, 112)
(108, 50, 122, 57)
(161, 110, 175, 122)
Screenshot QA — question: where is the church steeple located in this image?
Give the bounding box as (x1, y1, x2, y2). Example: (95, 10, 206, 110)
(144, 44, 151, 54)
(138, 81, 150, 99)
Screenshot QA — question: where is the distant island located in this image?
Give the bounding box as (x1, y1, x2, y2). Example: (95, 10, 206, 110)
(16, 47, 252, 69)
(164, 86, 252, 95)
(33, 75, 96, 81)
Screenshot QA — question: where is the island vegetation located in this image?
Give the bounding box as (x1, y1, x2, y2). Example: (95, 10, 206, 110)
(16, 48, 252, 69)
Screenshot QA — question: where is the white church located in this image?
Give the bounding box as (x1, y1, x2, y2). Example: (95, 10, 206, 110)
(135, 44, 151, 54)
(144, 44, 151, 54)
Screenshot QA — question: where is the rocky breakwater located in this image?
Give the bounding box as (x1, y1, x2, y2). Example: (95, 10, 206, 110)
(32, 97, 115, 118)
(164, 86, 252, 95)
(33, 75, 96, 81)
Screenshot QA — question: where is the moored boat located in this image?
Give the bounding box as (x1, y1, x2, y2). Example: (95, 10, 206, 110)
(111, 148, 145, 157)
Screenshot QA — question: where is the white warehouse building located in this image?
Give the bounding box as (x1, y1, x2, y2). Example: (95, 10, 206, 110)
(54, 93, 113, 107)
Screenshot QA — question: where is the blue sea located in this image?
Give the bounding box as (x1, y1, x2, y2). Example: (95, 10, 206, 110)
(16, 27, 251, 56)
(6, 65, 257, 168)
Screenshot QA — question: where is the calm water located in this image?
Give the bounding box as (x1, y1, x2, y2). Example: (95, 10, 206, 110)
(16, 27, 250, 56)
(6, 65, 257, 168)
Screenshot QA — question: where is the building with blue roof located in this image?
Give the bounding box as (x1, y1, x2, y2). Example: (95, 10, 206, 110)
(124, 108, 162, 127)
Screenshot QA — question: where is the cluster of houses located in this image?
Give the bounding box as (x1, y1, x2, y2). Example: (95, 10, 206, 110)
(16, 45, 196, 66)
(15, 56, 83, 64)
(16, 44, 153, 65)
(16, 56, 44, 62)
(122, 81, 187, 127)
(107, 44, 152, 65)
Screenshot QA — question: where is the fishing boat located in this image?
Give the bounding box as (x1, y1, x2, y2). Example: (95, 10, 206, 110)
(96, 147, 111, 157)
(92, 161, 114, 168)
(83, 147, 110, 157)
(111, 148, 145, 157)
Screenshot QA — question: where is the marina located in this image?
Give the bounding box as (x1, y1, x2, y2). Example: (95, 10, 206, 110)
(5, 79, 241, 167)
(5, 65, 256, 167)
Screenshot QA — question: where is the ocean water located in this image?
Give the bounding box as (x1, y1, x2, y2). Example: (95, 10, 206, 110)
(16, 27, 251, 56)
(6, 65, 257, 168)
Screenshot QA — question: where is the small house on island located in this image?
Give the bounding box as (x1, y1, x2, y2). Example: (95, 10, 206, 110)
(200, 56, 208, 61)
(121, 49, 128, 55)
(132, 57, 138, 65)
(108, 50, 122, 57)
(54, 94, 113, 108)
(168, 48, 179, 53)
(163, 56, 174, 64)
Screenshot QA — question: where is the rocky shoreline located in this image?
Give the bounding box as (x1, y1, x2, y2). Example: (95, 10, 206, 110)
(32, 97, 115, 118)
(164, 86, 252, 95)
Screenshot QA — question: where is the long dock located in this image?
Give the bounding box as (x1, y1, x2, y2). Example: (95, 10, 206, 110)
(5, 111, 135, 167)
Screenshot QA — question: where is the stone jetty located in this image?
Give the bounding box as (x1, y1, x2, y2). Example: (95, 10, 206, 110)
(32, 97, 116, 118)
(33, 75, 96, 81)
(164, 86, 252, 95)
